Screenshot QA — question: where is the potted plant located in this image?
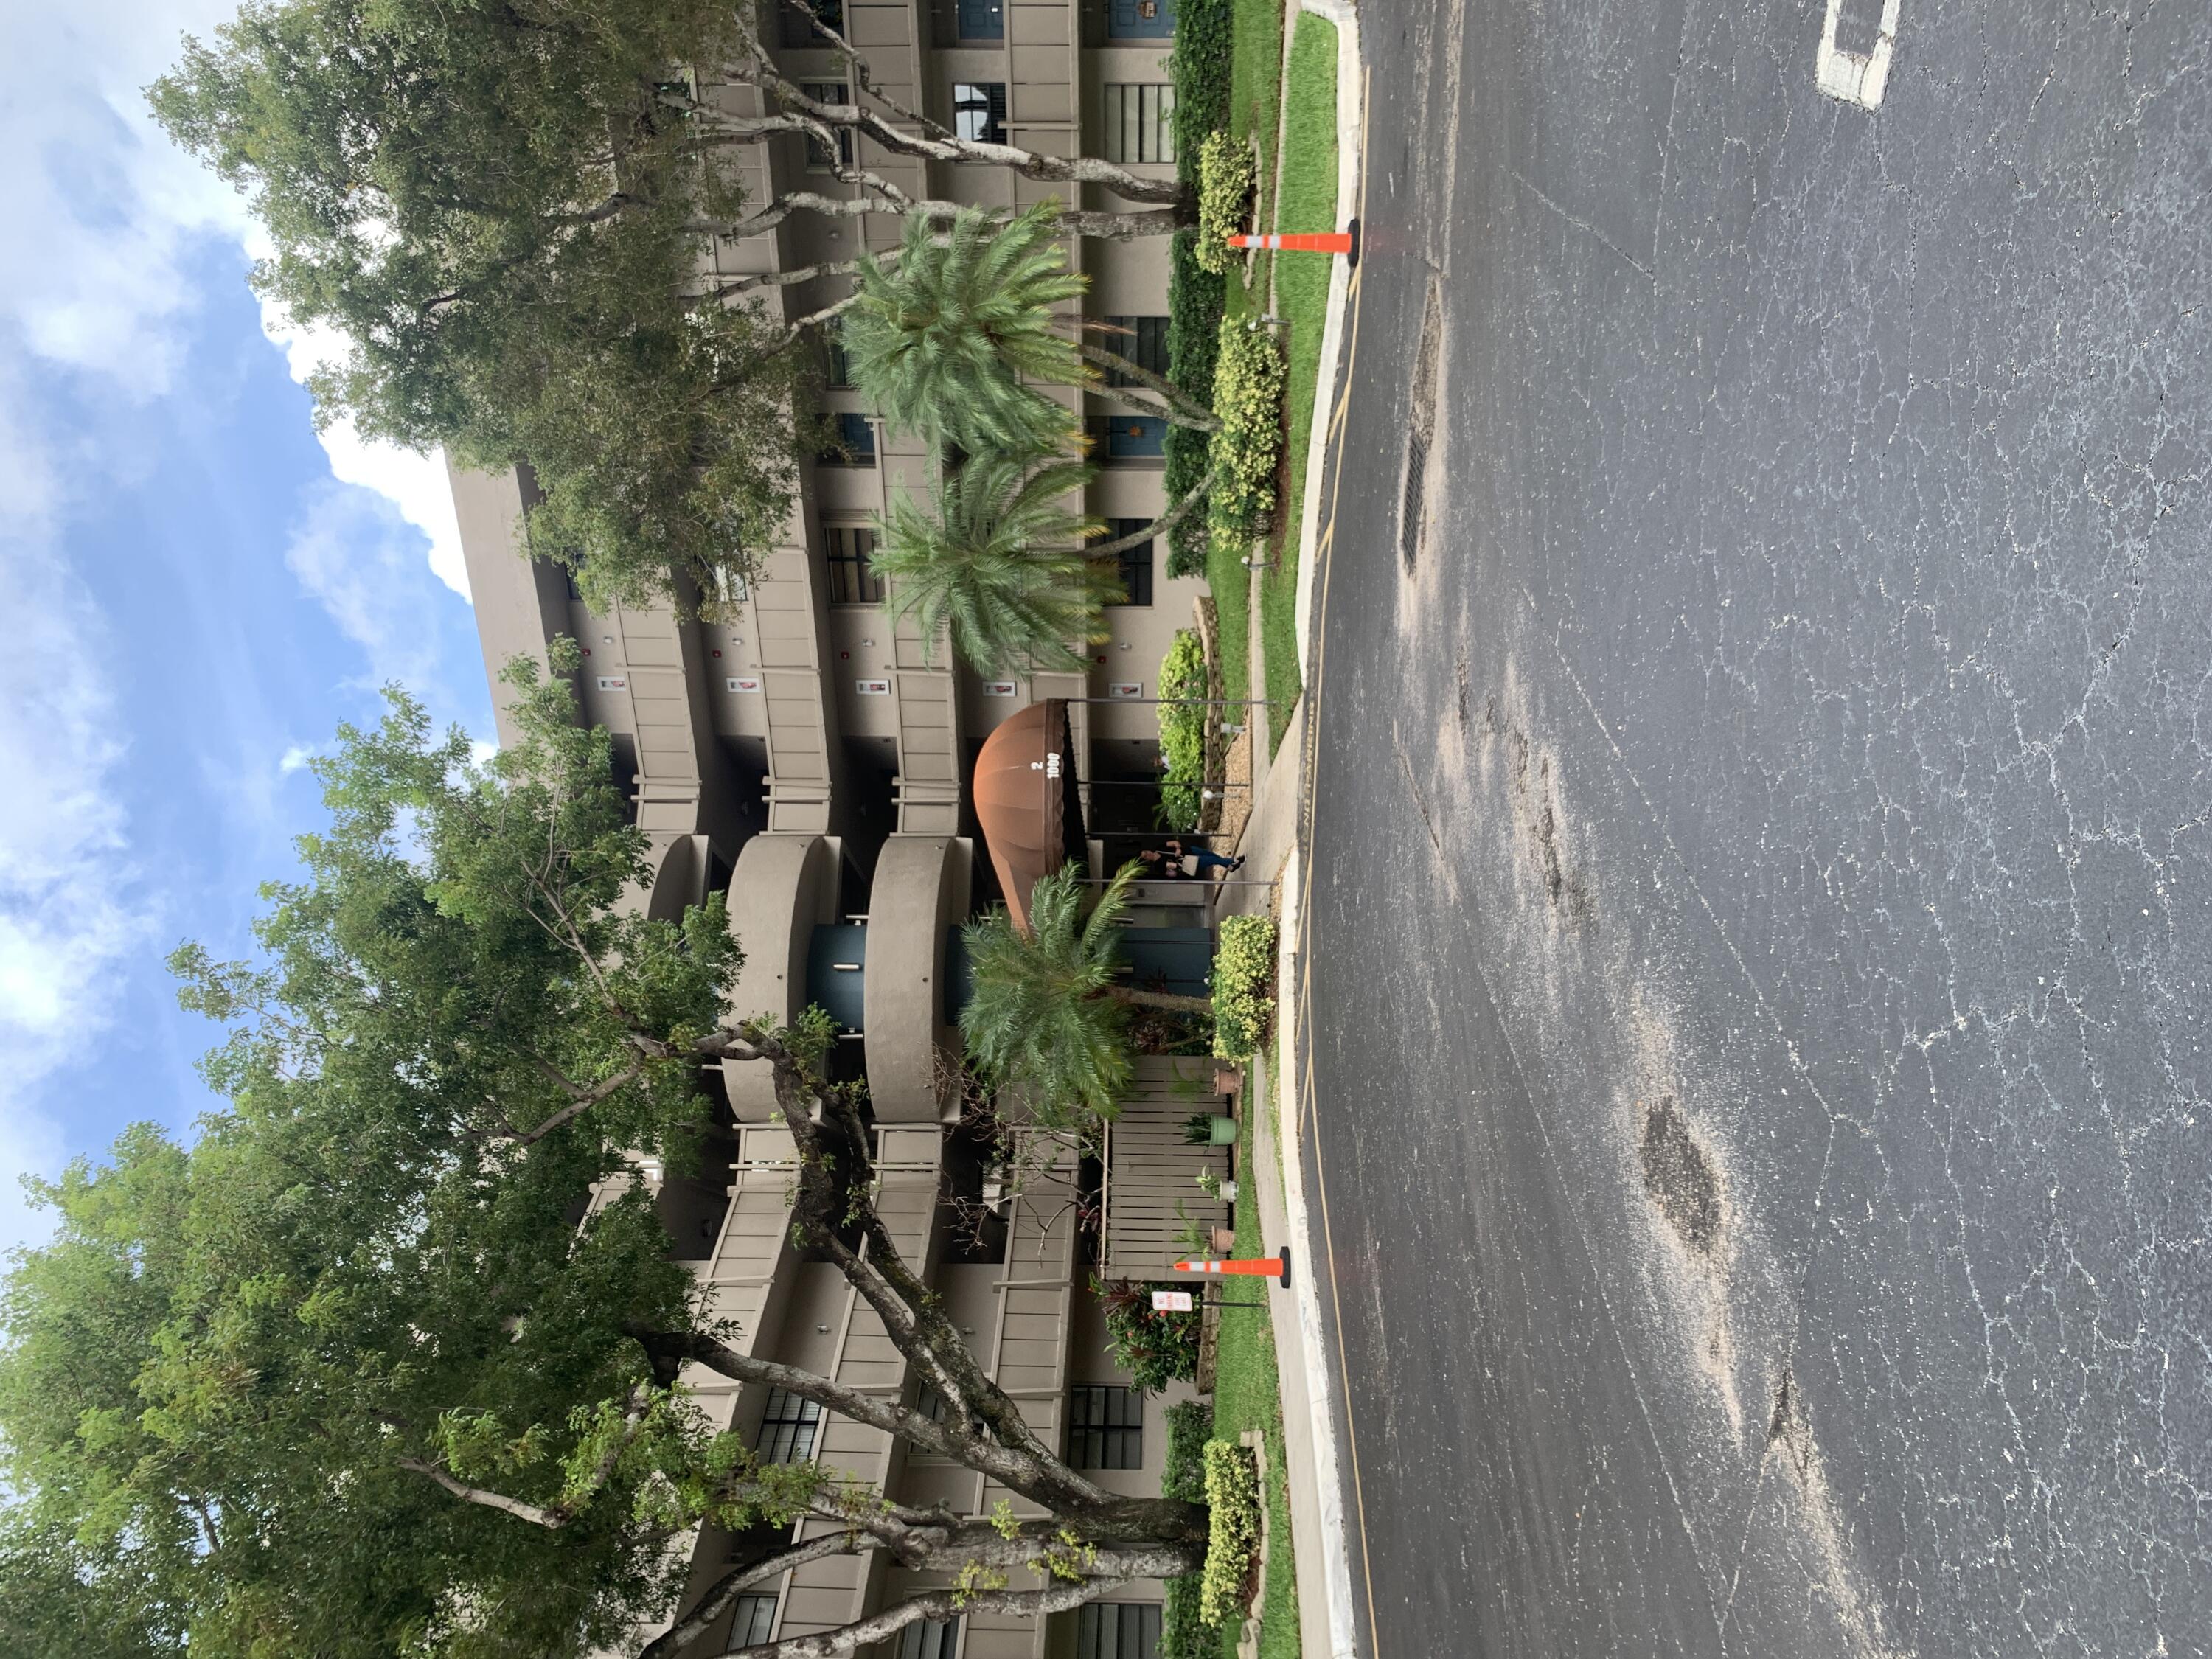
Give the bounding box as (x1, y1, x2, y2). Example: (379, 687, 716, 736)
(1213, 1061, 1245, 1097)
(1195, 1167, 1238, 1205)
(1172, 1202, 1211, 1256)
(1183, 1113, 1237, 1147)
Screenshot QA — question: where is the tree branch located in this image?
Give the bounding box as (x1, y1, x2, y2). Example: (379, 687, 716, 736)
(398, 1461, 571, 1529)
(1074, 339, 1221, 431)
(721, 1573, 1158, 1658)
(1086, 467, 1215, 560)
(638, 1533, 872, 1659)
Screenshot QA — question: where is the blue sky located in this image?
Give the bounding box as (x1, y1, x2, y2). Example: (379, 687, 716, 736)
(0, 1, 493, 1253)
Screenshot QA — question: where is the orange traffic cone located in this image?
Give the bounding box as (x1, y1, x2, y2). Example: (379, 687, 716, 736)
(1227, 220, 1360, 265)
(1172, 1246, 1293, 1287)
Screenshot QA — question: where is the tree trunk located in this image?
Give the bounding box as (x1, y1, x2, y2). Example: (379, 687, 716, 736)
(1073, 340, 1221, 431)
(1088, 467, 1214, 560)
(1105, 986, 1214, 1015)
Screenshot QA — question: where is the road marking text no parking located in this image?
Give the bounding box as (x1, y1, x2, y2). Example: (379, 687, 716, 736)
(1816, 0, 1901, 109)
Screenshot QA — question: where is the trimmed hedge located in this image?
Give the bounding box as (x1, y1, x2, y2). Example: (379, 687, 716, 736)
(1164, 0, 1233, 579)
(1211, 913, 1277, 1060)
(1197, 1439, 1262, 1627)
(1164, 233, 1227, 577)
(1205, 320, 1287, 556)
(1158, 627, 1207, 832)
(1161, 1399, 1215, 1659)
(1164, 1399, 1214, 1503)
(1169, 0, 1234, 158)
(1195, 131, 1254, 276)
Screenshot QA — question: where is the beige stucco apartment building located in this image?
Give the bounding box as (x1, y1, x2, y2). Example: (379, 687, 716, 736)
(448, 4, 1228, 1655)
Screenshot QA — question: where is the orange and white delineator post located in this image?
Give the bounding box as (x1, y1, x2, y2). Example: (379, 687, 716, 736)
(1172, 1246, 1293, 1287)
(1226, 220, 1360, 265)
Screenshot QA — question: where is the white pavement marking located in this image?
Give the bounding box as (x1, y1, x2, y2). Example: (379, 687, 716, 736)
(1815, 0, 1902, 110)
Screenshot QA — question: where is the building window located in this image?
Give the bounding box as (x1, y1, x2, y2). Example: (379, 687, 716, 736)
(1106, 0, 1177, 39)
(1102, 84, 1174, 164)
(728, 1594, 779, 1647)
(782, 0, 843, 46)
(824, 322, 852, 388)
(955, 0, 1005, 40)
(1099, 522, 1154, 607)
(1087, 414, 1168, 463)
(894, 1616, 961, 1659)
(1102, 316, 1170, 384)
(953, 82, 1007, 145)
(1067, 1385, 1143, 1470)
(825, 525, 883, 605)
(757, 1387, 824, 1464)
(801, 83, 854, 170)
(1077, 1601, 1163, 1659)
(819, 411, 877, 467)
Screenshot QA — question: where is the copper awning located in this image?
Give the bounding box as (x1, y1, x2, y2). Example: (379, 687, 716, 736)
(971, 698, 1086, 934)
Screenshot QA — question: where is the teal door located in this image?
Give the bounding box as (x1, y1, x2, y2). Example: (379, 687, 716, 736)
(1107, 0, 1175, 38)
(807, 925, 869, 1032)
(1098, 414, 1167, 460)
(1112, 927, 1214, 997)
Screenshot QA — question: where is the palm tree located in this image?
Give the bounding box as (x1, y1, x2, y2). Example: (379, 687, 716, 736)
(843, 202, 1222, 458)
(870, 453, 1121, 675)
(959, 863, 1211, 1127)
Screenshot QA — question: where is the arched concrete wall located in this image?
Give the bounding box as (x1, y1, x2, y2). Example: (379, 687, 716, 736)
(722, 834, 840, 1120)
(864, 835, 974, 1123)
(641, 832, 711, 922)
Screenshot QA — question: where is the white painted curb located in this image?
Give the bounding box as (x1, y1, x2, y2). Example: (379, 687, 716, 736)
(1273, 846, 1362, 1659)
(1291, 0, 1362, 678)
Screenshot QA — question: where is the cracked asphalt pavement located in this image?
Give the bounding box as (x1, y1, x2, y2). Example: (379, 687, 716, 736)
(1297, 1, 2212, 1655)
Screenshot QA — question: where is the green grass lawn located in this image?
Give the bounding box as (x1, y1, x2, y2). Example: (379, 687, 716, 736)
(1200, 5, 1339, 750)
(1210, 1092, 1300, 1659)
(1258, 15, 1339, 734)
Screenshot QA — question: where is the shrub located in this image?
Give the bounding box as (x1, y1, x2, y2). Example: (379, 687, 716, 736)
(1164, 1576, 1209, 1659)
(1169, 0, 1233, 164)
(1195, 132, 1254, 276)
(1164, 1399, 1214, 1503)
(1211, 914, 1277, 1060)
(1157, 627, 1207, 831)
(1205, 321, 1287, 557)
(1164, 234, 1226, 577)
(1096, 1277, 1201, 1391)
(1161, 1398, 1218, 1658)
(1197, 1439, 1262, 1627)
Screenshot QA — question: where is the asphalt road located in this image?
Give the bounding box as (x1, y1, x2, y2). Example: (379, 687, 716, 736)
(1296, 3, 2212, 1655)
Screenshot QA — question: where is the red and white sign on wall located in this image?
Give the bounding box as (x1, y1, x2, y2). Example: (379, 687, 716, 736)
(983, 680, 1018, 697)
(595, 675, 626, 692)
(1107, 681, 1143, 699)
(726, 676, 762, 694)
(855, 679, 891, 696)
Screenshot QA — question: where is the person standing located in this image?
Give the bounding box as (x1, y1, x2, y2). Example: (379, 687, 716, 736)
(1164, 838, 1242, 878)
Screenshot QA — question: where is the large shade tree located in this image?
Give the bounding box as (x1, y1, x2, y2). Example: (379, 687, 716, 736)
(151, 0, 1197, 615)
(0, 653, 1205, 1659)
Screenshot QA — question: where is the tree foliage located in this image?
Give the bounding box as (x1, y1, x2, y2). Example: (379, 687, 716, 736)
(151, 0, 804, 615)
(959, 863, 1144, 1125)
(0, 656, 1203, 1658)
(869, 453, 1117, 676)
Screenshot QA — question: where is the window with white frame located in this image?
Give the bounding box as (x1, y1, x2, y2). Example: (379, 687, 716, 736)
(1101, 84, 1174, 164)
(1077, 1601, 1163, 1659)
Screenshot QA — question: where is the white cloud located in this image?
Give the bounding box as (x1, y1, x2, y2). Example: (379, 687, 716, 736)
(285, 479, 473, 692)
(258, 309, 470, 598)
(279, 743, 318, 774)
(0, 0, 467, 599)
(0, 384, 154, 1250)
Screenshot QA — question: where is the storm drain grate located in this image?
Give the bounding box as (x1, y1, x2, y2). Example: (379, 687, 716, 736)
(1399, 276, 1444, 572)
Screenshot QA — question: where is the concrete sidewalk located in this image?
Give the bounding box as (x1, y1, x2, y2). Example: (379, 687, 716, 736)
(1203, 6, 1368, 1654)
